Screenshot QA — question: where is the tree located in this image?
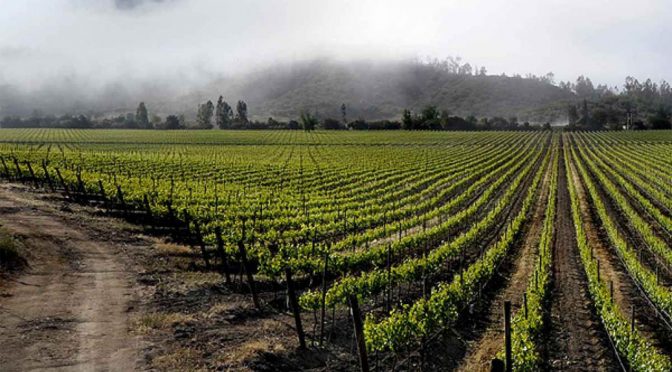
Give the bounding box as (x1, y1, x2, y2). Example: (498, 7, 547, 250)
(579, 99, 590, 128)
(591, 108, 610, 129)
(197, 100, 214, 129)
(266, 117, 280, 128)
(567, 104, 579, 126)
(124, 113, 137, 129)
(402, 109, 413, 130)
(479, 117, 491, 130)
(490, 117, 511, 130)
(347, 119, 369, 130)
(442, 115, 472, 131)
(136, 102, 150, 129)
(420, 105, 441, 129)
(236, 100, 248, 124)
(508, 116, 519, 128)
(288, 120, 300, 130)
(216, 96, 233, 129)
(60, 114, 92, 129)
(458, 63, 472, 75)
(322, 118, 343, 130)
(559, 81, 573, 92)
(150, 114, 161, 128)
(164, 115, 182, 130)
(300, 112, 318, 131)
(466, 115, 478, 127)
(542, 72, 555, 85)
(178, 114, 187, 128)
(575, 76, 595, 99)
(647, 105, 672, 129)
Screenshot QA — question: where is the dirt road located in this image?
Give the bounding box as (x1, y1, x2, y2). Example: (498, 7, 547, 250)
(0, 184, 147, 371)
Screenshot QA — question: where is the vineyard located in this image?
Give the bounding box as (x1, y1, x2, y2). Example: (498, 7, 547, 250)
(1, 129, 672, 371)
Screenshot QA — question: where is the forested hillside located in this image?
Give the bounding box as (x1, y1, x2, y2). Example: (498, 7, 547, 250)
(185, 60, 573, 122)
(1, 59, 574, 123)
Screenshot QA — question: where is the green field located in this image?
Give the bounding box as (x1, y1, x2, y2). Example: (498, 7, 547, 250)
(1, 129, 672, 370)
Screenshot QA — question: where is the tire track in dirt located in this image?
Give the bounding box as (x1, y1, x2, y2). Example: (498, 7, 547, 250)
(0, 184, 146, 371)
(546, 140, 619, 371)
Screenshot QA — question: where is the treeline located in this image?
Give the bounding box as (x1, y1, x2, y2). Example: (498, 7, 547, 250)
(560, 76, 672, 130)
(1, 102, 165, 130)
(399, 106, 550, 131)
(5, 75, 671, 131)
(1, 97, 550, 131)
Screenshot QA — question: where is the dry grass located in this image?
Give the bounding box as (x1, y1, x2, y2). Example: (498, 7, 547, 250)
(132, 312, 195, 334)
(170, 271, 223, 290)
(152, 347, 204, 371)
(205, 301, 236, 319)
(175, 271, 222, 285)
(216, 339, 286, 368)
(154, 241, 193, 256)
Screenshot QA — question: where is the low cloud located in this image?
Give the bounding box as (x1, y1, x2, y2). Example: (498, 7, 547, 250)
(113, 0, 176, 10)
(0, 0, 670, 115)
(0, 46, 34, 59)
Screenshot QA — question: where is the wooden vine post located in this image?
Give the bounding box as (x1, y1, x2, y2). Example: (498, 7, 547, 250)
(183, 209, 198, 268)
(55, 168, 71, 198)
(348, 294, 370, 372)
(12, 158, 21, 181)
(143, 194, 152, 222)
(214, 227, 231, 283)
(97, 180, 108, 210)
(610, 280, 614, 304)
(386, 244, 392, 312)
(43, 161, 55, 192)
(1, 158, 11, 180)
(166, 200, 179, 235)
(194, 221, 211, 270)
(285, 265, 306, 349)
(25, 161, 39, 189)
(319, 244, 330, 346)
(237, 218, 260, 309)
(504, 301, 512, 372)
(116, 185, 127, 217)
(76, 170, 86, 197)
(422, 220, 429, 300)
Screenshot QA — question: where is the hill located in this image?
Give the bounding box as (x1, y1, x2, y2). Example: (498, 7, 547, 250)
(1, 60, 575, 123)
(182, 60, 575, 123)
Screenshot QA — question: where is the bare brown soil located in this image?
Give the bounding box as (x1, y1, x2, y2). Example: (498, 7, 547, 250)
(546, 143, 619, 371)
(0, 184, 148, 371)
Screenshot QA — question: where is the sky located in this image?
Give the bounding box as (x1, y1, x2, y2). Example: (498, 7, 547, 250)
(1, 0, 671, 92)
